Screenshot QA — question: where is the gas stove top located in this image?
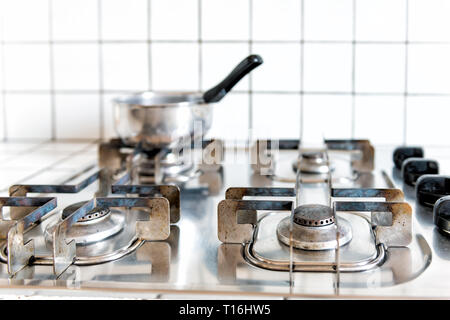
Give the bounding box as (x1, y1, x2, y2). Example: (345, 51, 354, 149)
(0, 139, 449, 299)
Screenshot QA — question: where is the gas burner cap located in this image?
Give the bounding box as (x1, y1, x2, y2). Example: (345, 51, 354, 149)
(62, 201, 110, 223)
(277, 204, 352, 251)
(46, 201, 126, 245)
(293, 151, 331, 174)
(293, 204, 335, 227)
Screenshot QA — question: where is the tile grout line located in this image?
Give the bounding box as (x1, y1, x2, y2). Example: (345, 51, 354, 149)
(198, 0, 202, 91)
(48, 0, 56, 140)
(2, 89, 450, 96)
(248, 0, 253, 141)
(403, 0, 409, 146)
(351, 0, 356, 139)
(147, 0, 152, 90)
(299, 0, 304, 142)
(0, 2, 7, 141)
(3, 39, 450, 45)
(98, 0, 104, 140)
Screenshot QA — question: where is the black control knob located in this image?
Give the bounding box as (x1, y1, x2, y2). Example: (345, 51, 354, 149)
(393, 146, 424, 170)
(416, 175, 450, 207)
(402, 158, 439, 186)
(434, 196, 450, 234)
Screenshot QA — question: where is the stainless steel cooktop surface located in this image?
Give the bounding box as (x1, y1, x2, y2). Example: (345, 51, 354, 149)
(0, 139, 449, 299)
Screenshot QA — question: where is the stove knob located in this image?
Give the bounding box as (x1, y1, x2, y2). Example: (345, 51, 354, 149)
(402, 158, 439, 186)
(434, 196, 450, 234)
(393, 146, 424, 170)
(416, 175, 450, 207)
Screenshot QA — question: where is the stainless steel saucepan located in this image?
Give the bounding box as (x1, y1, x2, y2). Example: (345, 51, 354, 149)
(113, 54, 263, 151)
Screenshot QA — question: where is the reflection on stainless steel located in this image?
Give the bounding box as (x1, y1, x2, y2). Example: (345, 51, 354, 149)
(0, 140, 449, 298)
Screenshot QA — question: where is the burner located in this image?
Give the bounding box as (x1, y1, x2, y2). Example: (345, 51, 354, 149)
(45, 201, 126, 245)
(276, 204, 352, 250)
(293, 150, 330, 174)
(134, 150, 197, 184)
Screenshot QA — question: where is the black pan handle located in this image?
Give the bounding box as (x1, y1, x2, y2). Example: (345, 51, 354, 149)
(202, 54, 263, 103)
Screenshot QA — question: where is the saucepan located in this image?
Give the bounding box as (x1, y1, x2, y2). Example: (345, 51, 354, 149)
(113, 54, 263, 151)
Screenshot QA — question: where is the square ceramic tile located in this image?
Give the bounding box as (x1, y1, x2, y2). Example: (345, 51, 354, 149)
(53, 44, 99, 90)
(407, 97, 450, 146)
(3, 0, 49, 41)
(0, 96, 4, 140)
(252, 0, 301, 41)
(252, 94, 301, 139)
(3, 44, 51, 90)
(303, 44, 352, 92)
(152, 43, 198, 91)
(5, 94, 52, 139)
(251, 43, 301, 92)
(101, 0, 148, 40)
(408, 44, 450, 93)
(102, 43, 149, 91)
(304, 0, 352, 41)
(52, 0, 99, 40)
(201, 0, 249, 40)
(201, 43, 249, 91)
(354, 96, 404, 145)
(302, 95, 352, 142)
(206, 93, 249, 141)
(355, 0, 406, 41)
(151, 0, 198, 40)
(355, 44, 405, 93)
(409, 0, 450, 42)
(55, 94, 100, 139)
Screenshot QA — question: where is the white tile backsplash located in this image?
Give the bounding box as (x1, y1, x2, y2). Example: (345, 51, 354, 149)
(251, 43, 301, 92)
(52, 0, 99, 41)
(355, 44, 405, 93)
(2, 0, 49, 41)
(3, 44, 51, 91)
(354, 96, 404, 145)
(408, 44, 450, 94)
(407, 96, 450, 145)
(201, 43, 249, 91)
(304, 0, 353, 41)
(102, 43, 149, 91)
(252, 0, 301, 41)
(409, 0, 450, 42)
(302, 95, 352, 142)
(355, 0, 406, 42)
(152, 43, 199, 91)
(202, 0, 249, 40)
(206, 93, 249, 141)
(55, 94, 100, 139)
(5, 94, 52, 139)
(252, 94, 301, 139)
(303, 43, 352, 92)
(151, 0, 198, 40)
(53, 44, 99, 90)
(101, 0, 148, 41)
(0, 0, 449, 146)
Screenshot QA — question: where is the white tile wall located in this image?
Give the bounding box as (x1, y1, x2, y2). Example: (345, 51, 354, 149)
(101, 0, 148, 40)
(304, 0, 353, 41)
(53, 44, 100, 90)
(302, 95, 352, 142)
(151, 0, 198, 40)
(0, 0, 450, 146)
(52, 0, 99, 41)
(303, 43, 352, 92)
(55, 94, 100, 139)
(252, 94, 301, 139)
(4, 94, 52, 139)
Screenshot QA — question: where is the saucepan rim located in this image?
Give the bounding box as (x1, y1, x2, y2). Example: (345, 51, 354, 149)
(113, 91, 207, 108)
